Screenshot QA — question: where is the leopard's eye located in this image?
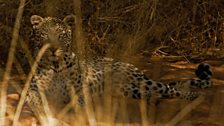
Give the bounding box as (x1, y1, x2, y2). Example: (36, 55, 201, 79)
(40, 33, 48, 39)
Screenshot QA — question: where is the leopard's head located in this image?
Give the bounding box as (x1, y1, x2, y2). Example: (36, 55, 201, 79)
(29, 15, 76, 69)
(30, 15, 75, 58)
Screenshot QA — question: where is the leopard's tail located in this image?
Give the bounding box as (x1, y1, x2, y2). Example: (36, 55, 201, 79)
(190, 63, 213, 88)
(195, 63, 212, 80)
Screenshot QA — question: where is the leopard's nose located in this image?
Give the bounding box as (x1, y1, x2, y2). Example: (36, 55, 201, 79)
(48, 48, 63, 60)
(47, 27, 61, 46)
(49, 47, 57, 54)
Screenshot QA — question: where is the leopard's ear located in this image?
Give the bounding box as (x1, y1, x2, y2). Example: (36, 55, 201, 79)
(63, 15, 76, 27)
(30, 15, 43, 27)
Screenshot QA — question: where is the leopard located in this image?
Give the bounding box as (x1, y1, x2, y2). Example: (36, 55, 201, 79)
(25, 15, 213, 122)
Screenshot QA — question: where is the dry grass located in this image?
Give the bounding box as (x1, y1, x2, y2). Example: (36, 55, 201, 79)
(1, 0, 224, 126)
(0, 0, 25, 125)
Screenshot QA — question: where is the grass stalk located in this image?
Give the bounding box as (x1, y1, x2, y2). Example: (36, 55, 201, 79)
(0, 0, 25, 125)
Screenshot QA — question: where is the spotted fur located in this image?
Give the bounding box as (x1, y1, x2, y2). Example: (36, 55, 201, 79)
(25, 15, 213, 119)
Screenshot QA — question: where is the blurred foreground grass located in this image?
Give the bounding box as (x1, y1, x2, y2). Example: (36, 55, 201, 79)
(1, 0, 224, 125)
